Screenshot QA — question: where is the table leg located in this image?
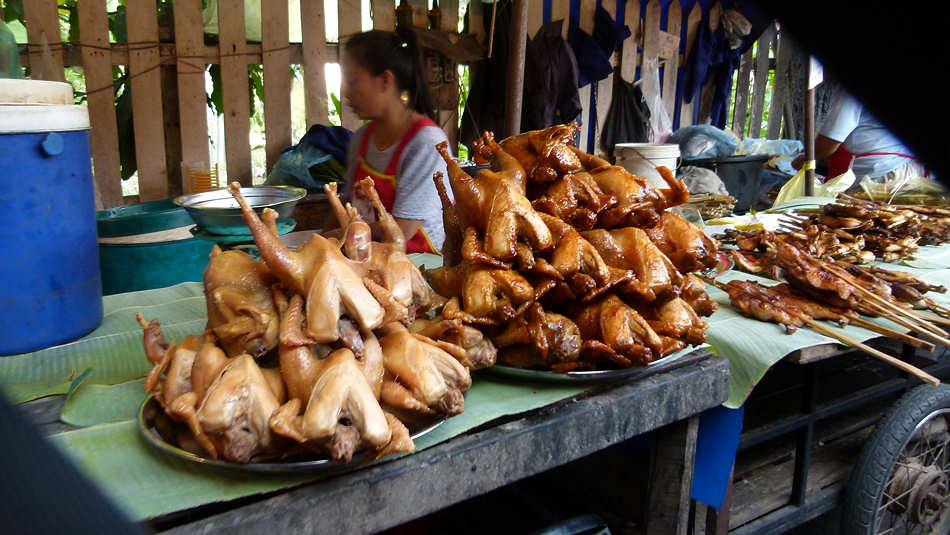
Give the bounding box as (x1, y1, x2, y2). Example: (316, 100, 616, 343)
(646, 415, 700, 535)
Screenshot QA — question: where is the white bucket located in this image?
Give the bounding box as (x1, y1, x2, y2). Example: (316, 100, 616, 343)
(614, 143, 680, 188)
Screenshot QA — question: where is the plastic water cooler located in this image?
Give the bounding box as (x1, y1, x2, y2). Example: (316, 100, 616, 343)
(0, 79, 103, 355)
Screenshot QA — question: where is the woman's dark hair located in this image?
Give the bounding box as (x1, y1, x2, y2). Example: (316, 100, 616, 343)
(344, 28, 435, 120)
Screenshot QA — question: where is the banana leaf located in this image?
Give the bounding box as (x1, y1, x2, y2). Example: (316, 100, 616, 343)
(0, 283, 206, 403)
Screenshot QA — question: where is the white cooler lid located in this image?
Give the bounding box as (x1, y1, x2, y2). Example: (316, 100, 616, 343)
(0, 104, 90, 133)
(0, 79, 74, 105)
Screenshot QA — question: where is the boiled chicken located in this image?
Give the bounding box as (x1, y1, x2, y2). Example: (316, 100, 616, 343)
(203, 245, 279, 358)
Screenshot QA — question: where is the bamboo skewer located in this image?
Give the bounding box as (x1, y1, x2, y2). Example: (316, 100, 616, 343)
(801, 318, 940, 386)
(848, 317, 936, 352)
(704, 278, 940, 386)
(863, 301, 950, 348)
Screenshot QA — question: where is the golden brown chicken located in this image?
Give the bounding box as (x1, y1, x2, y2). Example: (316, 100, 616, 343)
(495, 304, 582, 368)
(426, 262, 535, 323)
(410, 316, 497, 370)
(643, 297, 709, 346)
(379, 324, 472, 417)
(203, 246, 279, 358)
(530, 171, 616, 230)
(582, 227, 683, 301)
(434, 171, 464, 266)
(436, 142, 553, 261)
(228, 183, 387, 343)
(572, 295, 685, 366)
(497, 124, 583, 183)
(645, 212, 719, 273)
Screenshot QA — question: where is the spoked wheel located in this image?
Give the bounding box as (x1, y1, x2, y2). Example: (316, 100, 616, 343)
(842, 384, 950, 535)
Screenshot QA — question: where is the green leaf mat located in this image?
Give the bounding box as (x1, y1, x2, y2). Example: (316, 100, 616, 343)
(50, 376, 593, 520)
(0, 283, 206, 403)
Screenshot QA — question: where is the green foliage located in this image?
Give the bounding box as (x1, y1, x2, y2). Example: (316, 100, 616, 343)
(329, 92, 343, 127)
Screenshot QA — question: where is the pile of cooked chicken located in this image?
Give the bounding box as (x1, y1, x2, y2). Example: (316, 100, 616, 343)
(427, 123, 719, 371)
(137, 179, 482, 464)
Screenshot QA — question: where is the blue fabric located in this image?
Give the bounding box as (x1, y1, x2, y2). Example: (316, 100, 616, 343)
(680, 24, 742, 129)
(298, 124, 353, 163)
(567, 5, 630, 88)
(691, 404, 744, 509)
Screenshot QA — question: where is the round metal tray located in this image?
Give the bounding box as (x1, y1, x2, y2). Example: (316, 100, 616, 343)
(138, 395, 444, 473)
(173, 186, 306, 236)
(486, 347, 692, 383)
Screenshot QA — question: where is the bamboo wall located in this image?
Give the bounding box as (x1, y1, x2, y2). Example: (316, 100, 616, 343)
(15, 0, 793, 210)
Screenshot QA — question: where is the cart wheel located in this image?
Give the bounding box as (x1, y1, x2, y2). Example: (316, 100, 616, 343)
(841, 384, 950, 535)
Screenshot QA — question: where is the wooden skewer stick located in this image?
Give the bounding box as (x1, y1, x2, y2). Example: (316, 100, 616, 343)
(823, 263, 949, 338)
(918, 308, 950, 326)
(863, 301, 950, 348)
(848, 317, 936, 352)
(802, 317, 940, 386)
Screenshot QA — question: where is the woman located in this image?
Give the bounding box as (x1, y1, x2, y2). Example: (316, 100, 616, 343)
(326, 28, 451, 254)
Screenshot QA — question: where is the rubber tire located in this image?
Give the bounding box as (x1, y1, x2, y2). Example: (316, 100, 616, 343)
(841, 383, 950, 535)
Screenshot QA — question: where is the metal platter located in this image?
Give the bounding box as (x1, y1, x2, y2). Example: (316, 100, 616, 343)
(486, 348, 693, 383)
(138, 396, 445, 473)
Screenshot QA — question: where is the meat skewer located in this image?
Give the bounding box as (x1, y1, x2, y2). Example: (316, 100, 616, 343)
(705, 278, 940, 386)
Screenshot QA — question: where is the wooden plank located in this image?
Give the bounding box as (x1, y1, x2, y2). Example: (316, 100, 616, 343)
(410, 0, 429, 28)
(338, 0, 362, 131)
(646, 416, 700, 535)
(372, 0, 395, 31)
(748, 24, 775, 138)
(262, 0, 292, 174)
(661, 0, 682, 123)
(527, 0, 543, 38)
(300, 0, 329, 128)
(594, 0, 618, 155)
(677, 1, 702, 126)
(174, 0, 211, 191)
(22, 0, 65, 81)
(218, 0, 253, 185)
(469, 0, 486, 44)
(577, 0, 596, 151)
(126, 0, 168, 201)
(77, 0, 123, 209)
(619, 0, 641, 83)
(732, 46, 755, 137)
(161, 63, 183, 198)
(767, 27, 792, 140)
(552, 0, 570, 40)
(640, 0, 661, 134)
(441, 0, 459, 32)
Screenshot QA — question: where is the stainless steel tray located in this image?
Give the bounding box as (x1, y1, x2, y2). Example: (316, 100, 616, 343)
(138, 395, 444, 473)
(486, 348, 695, 383)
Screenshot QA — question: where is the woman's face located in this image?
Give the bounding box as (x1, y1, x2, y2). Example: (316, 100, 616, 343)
(341, 53, 388, 120)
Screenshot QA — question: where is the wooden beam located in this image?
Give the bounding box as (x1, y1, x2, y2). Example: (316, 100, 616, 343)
(504, 0, 529, 138)
(22, 0, 65, 81)
(262, 0, 293, 174)
(127, 0, 168, 201)
(372, 0, 396, 31)
(595, 0, 619, 155)
(338, 0, 363, 131)
(661, 0, 682, 123)
(619, 0, 642, 84)
(732, 46, 754, 137)
(748, 23, 775, 137)
(218, 0, 253, 185)
(767, 26, 792, 139)
(646, 416, 700, 535)
(174, 0, 211, 192)
(300, 0, 329, 128)
(77, 0, 123, 209)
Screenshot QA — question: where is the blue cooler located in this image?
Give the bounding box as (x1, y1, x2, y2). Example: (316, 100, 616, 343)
(0, 80, 103, 355)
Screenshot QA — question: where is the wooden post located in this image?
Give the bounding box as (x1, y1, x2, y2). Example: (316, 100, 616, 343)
(301, 0, 329, 128)
(262, 0, 292, 175)
(22, 0, 65, 82)
(174, 0, 210, 193)
(646, 416, 700, 535)
(77, 0, 123, 209)
(219, 0, 253, 185)
(619, 0, 642, 84)
(804, 61, 816, 195)
(127, 0, 169, 201)
(503, 0, 529, 138)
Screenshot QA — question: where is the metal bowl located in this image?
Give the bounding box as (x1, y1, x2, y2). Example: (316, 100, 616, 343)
(173, 186, 306, 236)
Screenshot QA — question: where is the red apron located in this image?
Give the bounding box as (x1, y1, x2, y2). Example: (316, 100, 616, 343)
(350, 117, 439, 254)
(828, 147, 922, 180)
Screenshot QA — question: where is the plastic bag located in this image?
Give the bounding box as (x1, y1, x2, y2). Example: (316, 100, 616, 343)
(669, 125, 740, 160)
(600, 77, 651, 156)
(641, 58, 672, 143)
(772, 162, 855, 208)
(738, 138, 802, 157)
(858, 169, 949, 204)
(264, 143, 343, 192)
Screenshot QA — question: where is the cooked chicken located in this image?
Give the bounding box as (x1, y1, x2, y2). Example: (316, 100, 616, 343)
(572, 295, 685, 366)
(434, 171, 464, 266)
(196, 354, 283, 462)
(494, 304, 582, 365)
(530, 171, 616, 230)
(644, 297, 708, 345)
(203, 246, 279, 358)
(496, 124, 583, 184)
(436, 141, 553, 261)
(228, 183, 386, 343)
(645, 212, 719, 273)
(582, 227, 683, 300)
(410, 316, 497, 370)
(426, 262, 534, 323)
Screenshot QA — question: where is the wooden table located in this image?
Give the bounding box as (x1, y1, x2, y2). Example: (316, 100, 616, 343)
(22, 350, 729, 535)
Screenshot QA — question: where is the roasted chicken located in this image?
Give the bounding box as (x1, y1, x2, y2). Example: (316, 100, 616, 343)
(645, 212, 719, 273)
